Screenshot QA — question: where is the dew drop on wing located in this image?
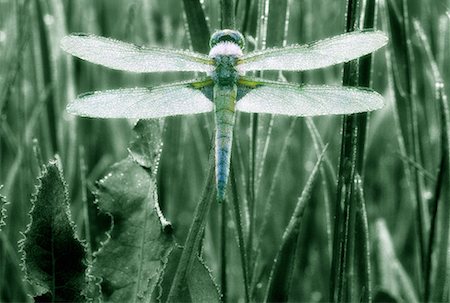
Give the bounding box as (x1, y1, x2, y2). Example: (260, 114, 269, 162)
(72, 32, 90, 37)
(78, 91, 96, 98)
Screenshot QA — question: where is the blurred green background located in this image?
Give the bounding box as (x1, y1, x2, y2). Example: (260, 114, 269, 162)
(1, 0, 449, 302)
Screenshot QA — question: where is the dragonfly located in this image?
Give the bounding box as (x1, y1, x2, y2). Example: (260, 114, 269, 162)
(61, 29, 388, 202)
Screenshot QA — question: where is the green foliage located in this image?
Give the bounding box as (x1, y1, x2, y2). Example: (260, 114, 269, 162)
(1, 0, 450, 302)
(154, 247, 220, 302)
(265, 147, 326, 302)
(91, 119, 220, 302)
(20, 158, 88, 302)
(374, 220, 419, 302)
(183, 0, 211, 53)
(0, 192, 30, 302)
(90, 156, 174, 302)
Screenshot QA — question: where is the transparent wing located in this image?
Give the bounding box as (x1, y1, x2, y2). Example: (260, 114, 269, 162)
(236, 78, 384, 116)
(238, 31, 388, 72)
(61, 34, 214, 73)
(67, 79, 214, 119)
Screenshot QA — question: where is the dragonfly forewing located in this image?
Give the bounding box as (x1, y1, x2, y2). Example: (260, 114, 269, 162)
(61, 34, 214, 73)
(237, 31, 388, 72)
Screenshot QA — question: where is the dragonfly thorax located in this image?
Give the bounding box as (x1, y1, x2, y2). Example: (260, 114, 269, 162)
(211, 55, 240, 86)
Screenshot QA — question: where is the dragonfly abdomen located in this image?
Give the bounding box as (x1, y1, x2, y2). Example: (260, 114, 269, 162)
(214, 84, 237, 201)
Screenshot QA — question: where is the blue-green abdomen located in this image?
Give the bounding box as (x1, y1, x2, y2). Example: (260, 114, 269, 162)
(214, 84, 236, 201)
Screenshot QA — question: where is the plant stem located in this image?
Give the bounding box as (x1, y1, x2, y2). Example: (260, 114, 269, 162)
(330, 0, 362, 301)
(220, 199, 227, 301)
(221, 0, 236, 29)
(166, 151, 215, 303)
(230, 165, 250, 302)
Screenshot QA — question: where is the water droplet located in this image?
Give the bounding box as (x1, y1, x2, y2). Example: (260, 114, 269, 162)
(312, 291, 322, 301)
(423, 190, 432, 200)
(304, 160, 314, 172)
(0, 31, 6, 43)
(43, 14, 54, 26)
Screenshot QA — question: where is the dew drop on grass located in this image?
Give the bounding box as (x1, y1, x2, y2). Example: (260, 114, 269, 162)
(422, 190, 432, 201)
(311, 291, 322, 301)
(304, 160, 314, 172)
(43, 14, 54, 26)
(0, 31, 6, 43)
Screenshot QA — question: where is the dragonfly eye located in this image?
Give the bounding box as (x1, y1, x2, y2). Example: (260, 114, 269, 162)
(210, 29, 245, 50)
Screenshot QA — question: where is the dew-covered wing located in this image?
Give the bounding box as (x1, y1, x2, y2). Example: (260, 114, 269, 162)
(67, 79, 214, 119)
(61, 34, 214, 73)
(236, 77, 384, 116)
(238, 31, 388, 72)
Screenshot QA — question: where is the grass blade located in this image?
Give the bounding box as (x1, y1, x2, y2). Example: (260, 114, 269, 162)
(264, 146, 327, 303)
(166, 151, 216, 302)
(381, 1, 428, 291)
(354, 174, 372, 303)
(374, 219, 419, 302)
(182, 0, 211, 54)
(230, 163, 250, 302)
(330, 0, 365, 301)
(413, 20, 450, 303)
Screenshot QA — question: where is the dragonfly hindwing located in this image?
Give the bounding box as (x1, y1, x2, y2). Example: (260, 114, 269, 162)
(236, 77, 384, 117)
(67, 79, 215, 119)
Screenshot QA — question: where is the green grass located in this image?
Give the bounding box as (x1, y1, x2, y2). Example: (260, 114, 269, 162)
(1, 0, 450, 302)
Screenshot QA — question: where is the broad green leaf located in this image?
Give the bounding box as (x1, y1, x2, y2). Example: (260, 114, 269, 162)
(91, 157, 174, 302)
(1, 232, 30, 302)
(153, 247, 221, 303)
(188, 257, 221, 303)
(21, 158, 87, 302)
(128, 119, 164, 171)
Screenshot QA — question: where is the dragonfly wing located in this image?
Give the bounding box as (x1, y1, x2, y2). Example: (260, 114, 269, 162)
(61, 34, 214, 73)
(238, 31, 388, 72)
(236, 77, 384, 116)
(67, 78, 214, 119)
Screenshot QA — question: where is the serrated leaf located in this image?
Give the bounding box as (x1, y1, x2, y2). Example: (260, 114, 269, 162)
(91, 157, 175, 302)
(187, 257, 221, 303)
(128, 120, 164, 172)
(21, 158, 87, 302)
(1, 232, 30, 302)
(153, 247, 221, 303)
(0, 191, 30, 302)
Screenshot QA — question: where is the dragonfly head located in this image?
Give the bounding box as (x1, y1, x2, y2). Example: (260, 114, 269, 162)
(210, 29, 245, 50)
